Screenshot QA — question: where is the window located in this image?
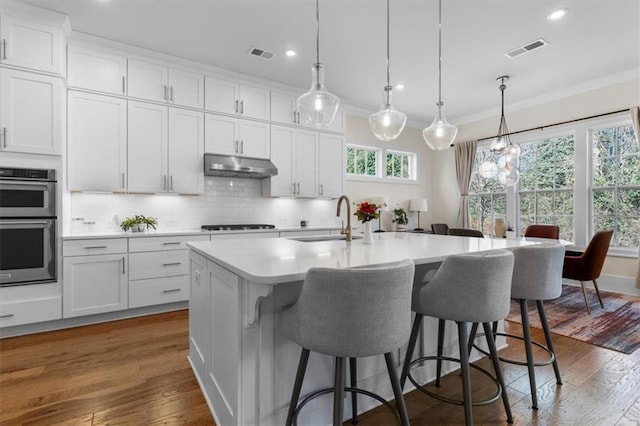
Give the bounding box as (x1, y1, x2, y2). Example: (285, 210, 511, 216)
(385, 150, 415, 180)
(518, 134, 575, 241)
(591, 124, 640, 248)
(468, 147, 506, 235)
(346, 145, 379, 177)
(346, 144, 417, 182)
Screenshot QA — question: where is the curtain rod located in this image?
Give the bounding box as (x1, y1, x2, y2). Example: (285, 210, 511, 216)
(476, 108, 630, 142)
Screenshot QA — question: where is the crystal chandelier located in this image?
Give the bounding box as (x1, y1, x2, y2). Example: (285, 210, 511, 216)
(297, 0, 340, 128)
(369, 0, 407, 141)
(423, 0, 457, 150)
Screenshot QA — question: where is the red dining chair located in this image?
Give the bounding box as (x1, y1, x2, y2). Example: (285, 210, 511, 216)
(524, 224, 560, 239)
(562, 230, 613, 314)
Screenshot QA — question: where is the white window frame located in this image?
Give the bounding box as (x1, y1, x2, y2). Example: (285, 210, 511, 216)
(346, 143, 418, 184)
(468, 143, 508, 234)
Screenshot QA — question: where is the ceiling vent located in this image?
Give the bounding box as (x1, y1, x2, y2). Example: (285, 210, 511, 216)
(248, 47, 274, 60)
(504, 38, 549, 59)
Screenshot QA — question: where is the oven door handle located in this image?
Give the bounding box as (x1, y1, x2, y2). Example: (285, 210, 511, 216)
(0, 220, 50, 226)
(0, 180, 53, 187)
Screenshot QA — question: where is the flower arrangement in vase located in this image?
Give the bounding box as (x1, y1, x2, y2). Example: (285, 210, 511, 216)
(392, 205, 408, 231)
(354, 201, 381, 244)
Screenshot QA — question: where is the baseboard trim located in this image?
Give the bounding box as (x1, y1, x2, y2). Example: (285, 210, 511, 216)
(564, 274, 639, 297)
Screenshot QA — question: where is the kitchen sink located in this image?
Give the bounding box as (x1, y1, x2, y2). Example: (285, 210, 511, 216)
(288, 235, 363, 243)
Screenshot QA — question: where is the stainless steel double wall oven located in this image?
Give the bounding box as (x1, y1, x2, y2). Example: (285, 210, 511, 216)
(0, 167, 57, 286)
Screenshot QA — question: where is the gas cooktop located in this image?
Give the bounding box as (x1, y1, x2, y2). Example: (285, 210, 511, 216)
(201, 224, 276, 231)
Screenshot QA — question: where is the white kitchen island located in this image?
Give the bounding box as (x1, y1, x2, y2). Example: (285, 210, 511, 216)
(187, 232, 541, 425)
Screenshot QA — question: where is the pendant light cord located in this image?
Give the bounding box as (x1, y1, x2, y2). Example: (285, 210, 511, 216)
(386, 0, 390, 88)
(315, 0, 320, 65)
(437, 0, 442, 107)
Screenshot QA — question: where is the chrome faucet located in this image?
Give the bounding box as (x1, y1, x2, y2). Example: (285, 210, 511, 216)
(336, 195, 352, 241)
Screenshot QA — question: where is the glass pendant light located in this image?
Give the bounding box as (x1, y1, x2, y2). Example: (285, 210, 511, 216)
(489, 76, 510, 152)
(423, 0, 458, 150)
(369, 0, 407, 141)
(297, 0, 340, 128)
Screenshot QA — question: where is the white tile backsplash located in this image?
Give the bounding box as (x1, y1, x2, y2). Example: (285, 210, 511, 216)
(68, 177, 341, 233)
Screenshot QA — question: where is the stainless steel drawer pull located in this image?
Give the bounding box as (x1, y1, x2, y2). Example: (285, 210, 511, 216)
(0, 314, 15, 319)
(163, 288, 181, 294)
(84, 245, 108, 249)
(162, 242, 182, 245)
(162, 262, 182, 266)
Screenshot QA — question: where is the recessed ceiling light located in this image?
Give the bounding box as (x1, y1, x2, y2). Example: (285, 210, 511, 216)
(546, 8, 568, 21)
(395, 84, 405, 90)
(285, 50, 297, 57)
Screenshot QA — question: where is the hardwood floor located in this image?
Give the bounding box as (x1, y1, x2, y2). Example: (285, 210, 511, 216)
(1, 311, 640, 425)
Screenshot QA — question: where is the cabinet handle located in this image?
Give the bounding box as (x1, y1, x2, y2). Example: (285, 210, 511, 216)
(170, 175, 173, 191)
(320, 183, 324, 195)
(163, 175, 167, 190)
(163, 288, 181, 294)
(240, 140, 244, 154)
(2, 127, 6, 148)
(162, 262, 182, 267)
(0, 273, 12, 279)
(235, 140, 239, 154)
(121, 172, 125, 188)
(122, 76, 126, 94)
(162, 241, 181, 246)
(0, 314, 14, 319)
(235, 99, 239, 113)
(240, 100, 244, 114)
(122, 257, 125, 274)
(1, 39, 6, 60)
(164, 84, 168, 101)
(292, 182, 296, 195)
(170, 86, 174, 102)
(295, 111, 300, 124)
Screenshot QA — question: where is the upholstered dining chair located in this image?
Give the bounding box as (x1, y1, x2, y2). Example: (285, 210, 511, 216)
(431, 223, 449, 235)
(524, 224, 560, 239)
(562, 230, 614, 314)
(448, 228, 484, 238)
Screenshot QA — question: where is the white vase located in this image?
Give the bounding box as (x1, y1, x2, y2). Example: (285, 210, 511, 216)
(506, 231, 516, 240)
(362, 221, 374, 245)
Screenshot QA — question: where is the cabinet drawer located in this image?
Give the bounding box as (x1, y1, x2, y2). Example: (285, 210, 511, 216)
(128, 235, 209, 252)
(63, 238, 127, 257)
(129, 275, 190, 308)
(0, 297, 61, 328)
(129, 250, 189, 280)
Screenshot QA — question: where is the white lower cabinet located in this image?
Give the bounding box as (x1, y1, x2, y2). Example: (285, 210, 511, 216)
(0, 283, 61, 328)
(63, 252, 128, 318)
(127, 235, 208, 308)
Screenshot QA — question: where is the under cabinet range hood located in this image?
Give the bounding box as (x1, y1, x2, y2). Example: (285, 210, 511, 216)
(204, 154, 278, 179)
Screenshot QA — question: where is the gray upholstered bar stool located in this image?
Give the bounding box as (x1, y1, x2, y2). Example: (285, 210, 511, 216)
(400, 250, 515, 426)
(471, 244, 565, 410)
(283, 259, 415, 426)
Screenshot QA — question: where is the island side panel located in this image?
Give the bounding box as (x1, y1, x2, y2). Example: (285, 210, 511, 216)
(189, 252, 209, 386)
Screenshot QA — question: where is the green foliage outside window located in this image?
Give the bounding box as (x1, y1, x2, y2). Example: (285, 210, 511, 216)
(386, 151, 413, 179)
(347, 146, 378, 177)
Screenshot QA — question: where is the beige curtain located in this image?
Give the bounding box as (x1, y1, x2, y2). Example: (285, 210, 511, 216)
(632, 107, 640, 288)
(454, 140, 478, 228)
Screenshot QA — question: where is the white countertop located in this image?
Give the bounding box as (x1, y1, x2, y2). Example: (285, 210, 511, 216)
(188, 232, 551, 284)
(62, 226, 341, 240)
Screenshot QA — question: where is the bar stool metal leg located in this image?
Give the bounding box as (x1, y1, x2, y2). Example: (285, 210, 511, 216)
(467, 322, 479, 356)
(286, 348, 310, 426)
(436, 319, 445, 387)
(579, 281, 592, 314)
(400, 313, 423, 389)
(483, 322, 514, 423)
(457, 322, 473, 426)
(519, 299, 538, 409)
(536, 300, 562, 385)
(385, 352, 410, 426)
(350, 357, 358, 424)
(334, 357, 346, 426)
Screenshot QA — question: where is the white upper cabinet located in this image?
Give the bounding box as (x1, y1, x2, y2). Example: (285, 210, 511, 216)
(127, 101, 168, 193)
(0, 68, 62, 155)
(128, 59, 203, 108)
(295, 129, 318, 198)
(67, 91, 127, 192)
(205, 76, 269, 121)
(205, 114, 269, 159)
(128, 101, 203, 194)
(67, 45, 127, 95)
(0, 14, 64, 75)
(168, 108, 204, 194)
(317, 133, 344, 198)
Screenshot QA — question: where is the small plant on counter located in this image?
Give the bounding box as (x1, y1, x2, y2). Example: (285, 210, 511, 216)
(392, 205, 408, 225)
(353, 201, 381, 223)
(120, 215, 158, 232)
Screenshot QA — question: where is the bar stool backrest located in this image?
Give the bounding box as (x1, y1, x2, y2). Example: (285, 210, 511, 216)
(413, 250, 514, 323)
(511, 244, 565, 301)
(287, 259, 415, 358)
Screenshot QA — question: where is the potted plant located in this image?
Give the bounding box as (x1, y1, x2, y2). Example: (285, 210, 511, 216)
(392, 205, 408, 231)
(505, 224, 516, 240)
(120, 215, 158, 233)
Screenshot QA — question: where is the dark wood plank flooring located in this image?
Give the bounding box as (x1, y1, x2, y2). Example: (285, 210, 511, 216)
(1, 310, 639, 425)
